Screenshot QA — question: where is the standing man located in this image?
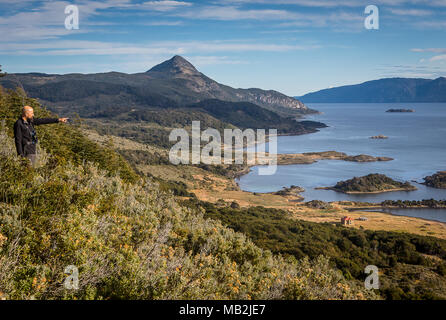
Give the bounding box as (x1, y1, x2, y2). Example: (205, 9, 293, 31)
(13, 105, 69, 165)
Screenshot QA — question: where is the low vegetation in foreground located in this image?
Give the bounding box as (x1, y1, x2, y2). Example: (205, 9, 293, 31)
(3, 88, 446, 301)
(0, 88, 375, 300)
(325, 173, 417, 194)
(181, 200, 446, 300)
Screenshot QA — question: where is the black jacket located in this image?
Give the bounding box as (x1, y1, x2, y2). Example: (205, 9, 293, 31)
(13, 117, 59, 156)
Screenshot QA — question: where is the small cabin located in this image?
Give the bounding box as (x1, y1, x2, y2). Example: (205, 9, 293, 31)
(341, 216, 354, 225)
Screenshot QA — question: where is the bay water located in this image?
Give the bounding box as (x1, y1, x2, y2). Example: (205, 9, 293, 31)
(237, 103, 446, 206)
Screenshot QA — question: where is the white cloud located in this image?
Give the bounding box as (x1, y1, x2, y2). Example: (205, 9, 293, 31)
(388, 8, 433, 16)
(0, 39, 320, 56)
(377, 63, 446, 79)
(174, 5, 297, 20)
(278, 11, 362, 28)
(413, 20, 446, 29)
(171, 4, 364, 32)
(188, 55, 247, 66)
(142, 1, 192, 11)
(0, 0, 134, 41)
(1, 0, 445, 44)
(218, 0, 446, 7)
(0, 0, 195, 42)
(430, 55, 446, 62)
(411, 48, 446, 53)
(215, 0, 363, 7)
(140, 20, 184, 26)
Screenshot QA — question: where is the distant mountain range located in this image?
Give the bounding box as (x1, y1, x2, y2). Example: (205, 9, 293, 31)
(298, 77, 446, 103)
(0, 55, 312, 117)
(0, 56, 324, 136)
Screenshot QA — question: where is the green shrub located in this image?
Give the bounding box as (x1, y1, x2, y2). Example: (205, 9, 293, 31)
(0, 89, 376, 300)
(182, 199, 446, 300)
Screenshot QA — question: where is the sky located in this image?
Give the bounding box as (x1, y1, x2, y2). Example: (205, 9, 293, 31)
(0, 0, 446, 96)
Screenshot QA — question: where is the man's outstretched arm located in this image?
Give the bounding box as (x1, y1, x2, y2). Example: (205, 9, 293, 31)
(33, 118, 69, 125)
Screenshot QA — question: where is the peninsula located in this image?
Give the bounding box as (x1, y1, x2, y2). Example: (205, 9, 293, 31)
(253, 151, 393, 166)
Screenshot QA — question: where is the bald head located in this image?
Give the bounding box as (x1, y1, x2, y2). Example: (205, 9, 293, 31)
(22, 106, 34, 121)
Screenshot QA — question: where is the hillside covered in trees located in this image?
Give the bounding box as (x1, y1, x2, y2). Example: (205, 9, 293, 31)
(0, 88, 373, 300)
(3, 88, 445, 301)
(184, 200, 446, 300)
(299, 77, 446, 103)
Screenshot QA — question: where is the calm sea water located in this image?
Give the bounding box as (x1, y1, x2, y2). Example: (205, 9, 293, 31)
(237, 103, 446, 204)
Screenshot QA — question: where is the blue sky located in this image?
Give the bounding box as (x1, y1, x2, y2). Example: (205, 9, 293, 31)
(0, 0, 446, 96)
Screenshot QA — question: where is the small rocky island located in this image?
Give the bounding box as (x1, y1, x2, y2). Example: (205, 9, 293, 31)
(273, 185, 305, 200)
(370, 135, 388, 139)
(423, 171, 446, 189)
(317, 173, 417, 194)
(274, 185, 305, 196)
(386, 108, 415, 113)
(273, 185, 305, 201)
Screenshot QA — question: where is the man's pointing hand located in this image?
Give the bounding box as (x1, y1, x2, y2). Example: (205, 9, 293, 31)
(58, 118, 69, 123)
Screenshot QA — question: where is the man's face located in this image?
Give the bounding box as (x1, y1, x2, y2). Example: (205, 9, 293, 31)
(24, 107, 34, 120)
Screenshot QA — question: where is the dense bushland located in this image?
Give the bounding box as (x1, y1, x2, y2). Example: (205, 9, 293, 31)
(0, 88, 374, 300)
(182, 200, 446, 300)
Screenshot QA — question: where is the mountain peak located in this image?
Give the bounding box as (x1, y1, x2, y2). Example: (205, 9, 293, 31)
(147, 55, 200, 77)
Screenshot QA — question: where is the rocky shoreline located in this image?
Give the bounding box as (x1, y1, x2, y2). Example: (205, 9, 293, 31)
(234, 152, 395, 195)
(370, 134, 388, 139)
(252, 151, 394, 166)
(316, 186, 417, 194)
(423, 171, 446, 189)
(234, 150, 393, 183)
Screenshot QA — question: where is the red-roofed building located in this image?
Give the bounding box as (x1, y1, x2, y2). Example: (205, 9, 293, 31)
(341, 216, 354, 225)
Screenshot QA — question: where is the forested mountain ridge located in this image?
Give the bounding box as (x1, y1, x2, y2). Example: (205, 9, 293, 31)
(299, 77, 446, 103)
(0, 56, 313, 118)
